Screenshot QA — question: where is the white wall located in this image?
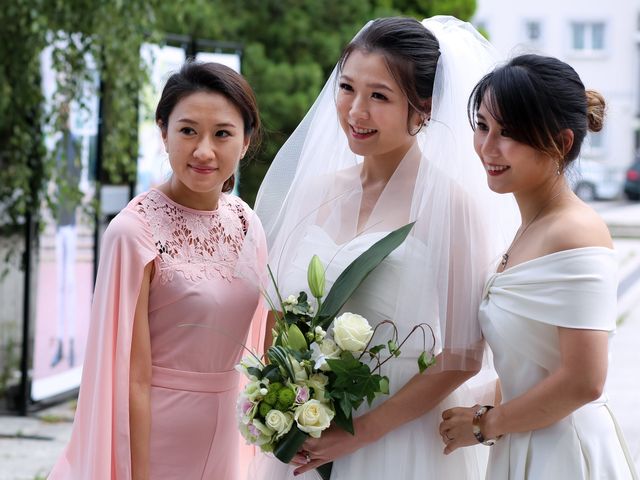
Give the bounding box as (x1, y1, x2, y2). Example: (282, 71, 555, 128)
(474, 0, 640, 169)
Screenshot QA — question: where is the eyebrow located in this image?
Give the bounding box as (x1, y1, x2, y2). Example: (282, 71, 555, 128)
(340, 75, 394, 92)
(175, 118, 239, 128)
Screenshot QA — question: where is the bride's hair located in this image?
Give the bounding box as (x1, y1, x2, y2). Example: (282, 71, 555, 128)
(337, 17, 440, 127)
(468, 54, 605, 172)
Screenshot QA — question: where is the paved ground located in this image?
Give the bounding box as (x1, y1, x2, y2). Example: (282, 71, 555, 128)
(1, 201, 640, 479)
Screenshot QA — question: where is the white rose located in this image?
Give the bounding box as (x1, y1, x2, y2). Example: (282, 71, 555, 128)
(265, 410, 294, 439)
(319, 338, 341, 357)
(310, 338, 341, 371)
(294, 400, 335, 438)
(333, 313, 373, 352)
(306, 373, 329, 401)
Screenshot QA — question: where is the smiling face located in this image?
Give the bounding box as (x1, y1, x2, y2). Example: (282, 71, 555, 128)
(473, 93, 557, 195)
(336, 50, 422, 164)
(160, 91, 249, 204)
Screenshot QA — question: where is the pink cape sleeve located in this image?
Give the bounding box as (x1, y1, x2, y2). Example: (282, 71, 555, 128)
(48, 206, 157, 480)
(245, 208, 268, 357)
(239, 208, 270, 479)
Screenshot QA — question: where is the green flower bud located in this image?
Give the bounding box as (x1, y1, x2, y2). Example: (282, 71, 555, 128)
(268, 382, 284, 393)
(264, 391, 278, 406)
(260, 442, 274, 453)
(258, 401, 273, 418)
(307, 255, 326, 299)
(276, 387, 295, 410)
(287, 324, 308, 351)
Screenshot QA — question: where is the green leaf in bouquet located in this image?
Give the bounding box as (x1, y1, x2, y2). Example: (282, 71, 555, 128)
(262, 364, 282, 383)
(326, 352, 384, 411)
(273, 425, 308, 463)
(247, 367, 263, 380)
(331, 394, 355, 434)
(284, 311, 299, 325)
(331, 389, 360, 421)
(316, 463, 333, 480)
(316, 222, 415, 330)
(287, 324, 308, 351)
(379, 376, 389, 395)
(418, 351, 437, 374)
(368, 344, 386, 356)
(387, 339, 401, 357)
(365, 374, 386, 404)
(267, 346, 296, 382)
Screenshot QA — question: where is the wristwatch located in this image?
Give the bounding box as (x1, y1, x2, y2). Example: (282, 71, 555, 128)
(472, 405, 502, 446)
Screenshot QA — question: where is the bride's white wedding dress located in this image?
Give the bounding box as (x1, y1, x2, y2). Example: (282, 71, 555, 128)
(249, 225, 489, 480)
(481, 247, 638, 479)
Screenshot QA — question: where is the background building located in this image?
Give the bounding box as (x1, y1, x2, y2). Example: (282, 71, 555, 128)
(474, 0, 640, 173)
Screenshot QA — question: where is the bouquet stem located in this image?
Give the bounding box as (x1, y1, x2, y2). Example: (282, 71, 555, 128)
(274, 426, 308, 463)
(317, 462, 333, 480)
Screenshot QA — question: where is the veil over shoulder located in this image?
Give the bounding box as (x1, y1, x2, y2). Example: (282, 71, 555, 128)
(255, 16, 519, 374)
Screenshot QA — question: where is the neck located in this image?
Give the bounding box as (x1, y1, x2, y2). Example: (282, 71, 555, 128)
(162, 177, 222, 211)
(513, 175, 568, 224)
(361, 139, 418, 189)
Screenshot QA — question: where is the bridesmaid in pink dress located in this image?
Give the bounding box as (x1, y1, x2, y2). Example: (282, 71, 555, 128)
(48, 62, 267, 480)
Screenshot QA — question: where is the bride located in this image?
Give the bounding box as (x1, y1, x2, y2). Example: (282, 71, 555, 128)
(251, 16, 517, 479)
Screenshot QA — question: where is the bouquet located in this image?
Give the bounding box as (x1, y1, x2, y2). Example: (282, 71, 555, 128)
(236, 223, 436, 479)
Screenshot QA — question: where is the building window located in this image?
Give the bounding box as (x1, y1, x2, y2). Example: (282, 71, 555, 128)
(571, 22, 606, 52)
(525, 21, 542, 43)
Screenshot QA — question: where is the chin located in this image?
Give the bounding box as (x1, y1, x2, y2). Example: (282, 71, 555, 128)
(185, 180, 224, 194)
(486, 180, 512, 195)
(345, 141, 371, 157)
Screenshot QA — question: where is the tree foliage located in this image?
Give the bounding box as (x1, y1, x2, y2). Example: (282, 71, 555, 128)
(0, 0, 159, 237)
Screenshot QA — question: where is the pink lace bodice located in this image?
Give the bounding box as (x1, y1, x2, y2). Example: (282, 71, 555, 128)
(135, 189, 249, 284)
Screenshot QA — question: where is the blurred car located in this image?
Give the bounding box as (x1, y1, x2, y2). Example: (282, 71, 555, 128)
(569, 159, 623, 201)
(623, 158, 640, 200)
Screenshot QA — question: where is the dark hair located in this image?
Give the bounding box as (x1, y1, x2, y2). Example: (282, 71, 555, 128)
(468, 54, 605, 170)
(156, 61, 262, 192)
(338, 17, 440, 132)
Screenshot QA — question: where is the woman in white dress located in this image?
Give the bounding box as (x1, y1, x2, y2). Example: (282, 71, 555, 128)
(439, 54, 638, 479)
(250, 16, 517, 480)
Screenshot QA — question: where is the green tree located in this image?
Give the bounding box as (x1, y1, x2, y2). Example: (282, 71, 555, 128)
(0, 0, 158, 237)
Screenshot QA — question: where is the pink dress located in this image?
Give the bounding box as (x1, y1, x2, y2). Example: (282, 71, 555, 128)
(48, 189, 267, 480)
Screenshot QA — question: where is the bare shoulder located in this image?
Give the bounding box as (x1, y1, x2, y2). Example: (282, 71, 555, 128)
(545, 200, 613, 252)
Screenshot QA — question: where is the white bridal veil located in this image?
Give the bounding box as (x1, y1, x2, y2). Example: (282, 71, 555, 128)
(255, 16, 518, 373)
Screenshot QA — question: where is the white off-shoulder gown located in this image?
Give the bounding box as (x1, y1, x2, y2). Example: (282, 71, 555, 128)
(480, 247, 638, 479)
